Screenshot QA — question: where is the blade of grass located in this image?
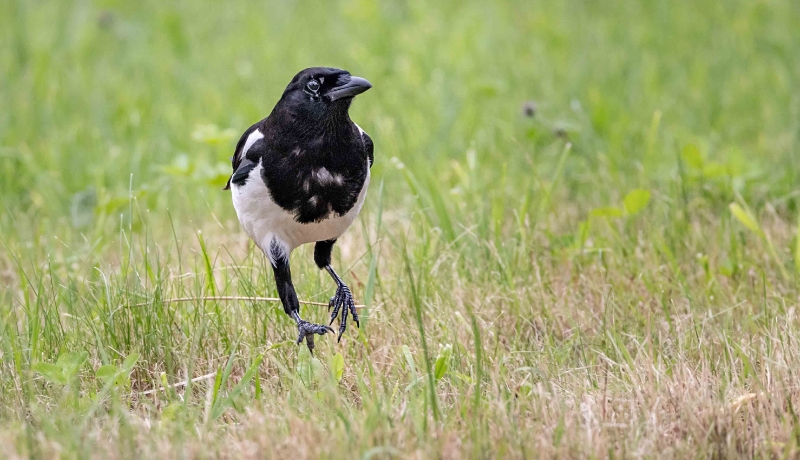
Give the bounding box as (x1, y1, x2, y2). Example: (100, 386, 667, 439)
(403, 242, 439, 423)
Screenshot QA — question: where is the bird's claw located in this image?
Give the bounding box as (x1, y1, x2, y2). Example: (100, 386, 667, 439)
(328, 284, 359, 342)
(296, 319, 334, 354)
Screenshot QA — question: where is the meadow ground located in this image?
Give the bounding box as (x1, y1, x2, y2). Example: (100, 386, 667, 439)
(2, 0, 800, 458)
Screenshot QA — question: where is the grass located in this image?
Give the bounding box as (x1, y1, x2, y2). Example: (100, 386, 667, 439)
(1, 0, 800, 457)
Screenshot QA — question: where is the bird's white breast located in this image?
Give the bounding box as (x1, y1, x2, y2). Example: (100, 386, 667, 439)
(231, 160, 369, 264)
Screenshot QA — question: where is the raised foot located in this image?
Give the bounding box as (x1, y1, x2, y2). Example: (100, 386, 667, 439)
(296, 320, 334, 354)
(328, 284, 359, 342)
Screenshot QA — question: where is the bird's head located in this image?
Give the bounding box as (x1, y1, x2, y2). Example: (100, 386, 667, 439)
(276, 67, 372, 126)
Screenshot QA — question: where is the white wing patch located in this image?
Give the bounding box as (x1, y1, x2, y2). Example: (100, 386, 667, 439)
(240, 129, 264, 159)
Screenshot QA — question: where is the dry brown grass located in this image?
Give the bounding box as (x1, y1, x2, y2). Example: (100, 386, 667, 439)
(2, 212, 799, 459)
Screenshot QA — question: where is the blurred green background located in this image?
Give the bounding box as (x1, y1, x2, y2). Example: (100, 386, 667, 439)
(2, 0, 798, 235)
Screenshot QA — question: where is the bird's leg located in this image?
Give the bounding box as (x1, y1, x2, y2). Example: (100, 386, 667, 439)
(314, 239, 359, 341)
(270, 242, 332, 354)
(325, 265, 359, 339)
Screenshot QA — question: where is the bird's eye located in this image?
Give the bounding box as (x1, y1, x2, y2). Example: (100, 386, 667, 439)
(306, 80, 320, 93)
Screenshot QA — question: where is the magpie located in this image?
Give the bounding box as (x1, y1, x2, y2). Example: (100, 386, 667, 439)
(225, 67, 373, 353)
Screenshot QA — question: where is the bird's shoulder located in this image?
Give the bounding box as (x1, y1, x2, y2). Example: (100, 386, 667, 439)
(239, 120, 271, 158)
(225, 119, 269, 190)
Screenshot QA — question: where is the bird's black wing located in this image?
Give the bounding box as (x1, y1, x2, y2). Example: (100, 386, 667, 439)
(362, 131, 374, 168)
(224, 122, 262, 190)
(229, 158, 257, 188)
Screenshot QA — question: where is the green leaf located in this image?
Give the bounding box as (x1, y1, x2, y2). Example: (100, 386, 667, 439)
(57, 351, 87, 370)
(681, 143, 703, 169)
(729, 203, 761, 234)
(623, 189, 651, 215)
(311, 358, 324, 383)
(434, 344, 452, 381)
(121, 353, 139, 372)
(56, 351, 87, 381)
(296, 351, 313, 385)
(433, 358, 448, 381)
(331, 353, 345, 382)
(95, 365, 118, 382)
(296, 353, 324, 388)
(590, 207, 624, 218)
(33, 362, 67, 385)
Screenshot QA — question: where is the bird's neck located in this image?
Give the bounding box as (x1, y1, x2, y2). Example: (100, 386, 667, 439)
(273, 108, 353, 140)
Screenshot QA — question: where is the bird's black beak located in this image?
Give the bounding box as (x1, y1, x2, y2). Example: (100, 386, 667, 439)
(328, 76, 372, 101)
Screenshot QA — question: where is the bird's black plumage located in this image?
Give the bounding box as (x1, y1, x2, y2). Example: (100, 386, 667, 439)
(226, 67, 373, 352)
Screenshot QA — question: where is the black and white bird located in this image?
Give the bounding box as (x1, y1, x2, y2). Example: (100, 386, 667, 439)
(225, 67, 373, 353)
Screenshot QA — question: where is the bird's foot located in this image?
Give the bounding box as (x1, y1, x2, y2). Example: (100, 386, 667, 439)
(328, 283, 359, 341)
(296, 319, 334, 354)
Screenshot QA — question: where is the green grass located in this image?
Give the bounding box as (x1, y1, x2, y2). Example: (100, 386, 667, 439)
(2, 0, 800, 457)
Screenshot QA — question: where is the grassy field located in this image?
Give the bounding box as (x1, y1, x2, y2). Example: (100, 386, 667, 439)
(2, 0, 800, 457)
